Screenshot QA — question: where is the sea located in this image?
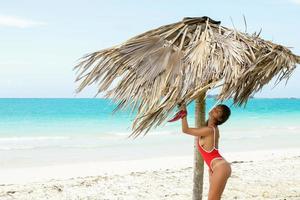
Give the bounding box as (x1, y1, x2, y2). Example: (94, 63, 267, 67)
(0, 98, 299, 168)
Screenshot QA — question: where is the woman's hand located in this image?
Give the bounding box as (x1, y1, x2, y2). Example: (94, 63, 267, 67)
(168, 102, 187, 122)
(181, 104, 187, 111)
(168, 109, 187, 122)
(179, 103, 187, 111)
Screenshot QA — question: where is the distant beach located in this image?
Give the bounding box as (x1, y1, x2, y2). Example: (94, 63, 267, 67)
(0, 98, 299, 199)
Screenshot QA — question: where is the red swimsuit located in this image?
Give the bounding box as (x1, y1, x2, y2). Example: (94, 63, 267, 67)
(197, 126, 224, 171)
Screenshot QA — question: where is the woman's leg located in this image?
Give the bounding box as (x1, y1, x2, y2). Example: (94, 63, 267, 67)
(208, 161, 231, 200)
(208, 168, 213, 185)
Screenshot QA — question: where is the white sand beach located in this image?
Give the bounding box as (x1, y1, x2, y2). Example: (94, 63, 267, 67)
(0, 147, 299, 200)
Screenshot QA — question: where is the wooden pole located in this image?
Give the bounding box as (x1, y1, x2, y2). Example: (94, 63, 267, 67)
(192, 91, 206, 200)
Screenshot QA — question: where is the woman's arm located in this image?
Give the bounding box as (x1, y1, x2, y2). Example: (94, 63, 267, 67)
(181, 104, 212, 137)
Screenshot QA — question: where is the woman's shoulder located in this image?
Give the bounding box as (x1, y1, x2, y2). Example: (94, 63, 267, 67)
(200, 126, 214, 136)
(206, 126, 219, 136)
(206, 125, 216, 131)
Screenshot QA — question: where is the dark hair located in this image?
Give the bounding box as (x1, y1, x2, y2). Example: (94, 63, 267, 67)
(205, 104, 231, 126)
(215, 104, 231, 125)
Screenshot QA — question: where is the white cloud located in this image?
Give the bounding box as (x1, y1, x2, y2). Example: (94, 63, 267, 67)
(291, 0, 300, 5)
(0, 15, 45, 28)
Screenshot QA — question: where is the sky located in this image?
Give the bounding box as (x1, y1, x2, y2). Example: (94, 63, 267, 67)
(0, 0, 299, 98)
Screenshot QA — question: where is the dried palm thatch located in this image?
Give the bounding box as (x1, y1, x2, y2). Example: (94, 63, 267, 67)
(74, 16, 300, 138)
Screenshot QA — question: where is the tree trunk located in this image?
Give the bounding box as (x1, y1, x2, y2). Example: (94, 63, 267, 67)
(192, 91, 206, 200)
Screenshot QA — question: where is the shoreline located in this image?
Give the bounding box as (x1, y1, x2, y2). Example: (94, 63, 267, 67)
(0, 147, 299, 185)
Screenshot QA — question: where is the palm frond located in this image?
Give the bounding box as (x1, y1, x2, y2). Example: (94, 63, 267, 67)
(74, 16, 299, 138)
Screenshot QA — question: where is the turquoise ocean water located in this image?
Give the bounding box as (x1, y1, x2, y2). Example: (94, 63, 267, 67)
(0, 98, 299, 168)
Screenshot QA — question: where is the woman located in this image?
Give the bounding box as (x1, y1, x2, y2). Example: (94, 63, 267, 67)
(170, 103, 232, 199)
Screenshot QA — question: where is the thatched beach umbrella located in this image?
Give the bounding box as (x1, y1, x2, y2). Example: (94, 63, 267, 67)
(74, 16, 299, 199)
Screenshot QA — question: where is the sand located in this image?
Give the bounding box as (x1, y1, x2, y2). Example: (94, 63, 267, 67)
(0, 148, 299, 200)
